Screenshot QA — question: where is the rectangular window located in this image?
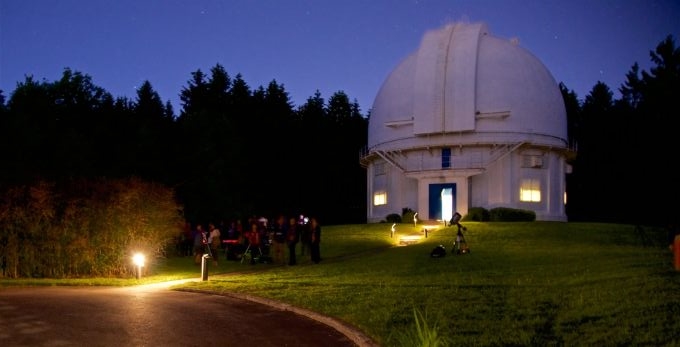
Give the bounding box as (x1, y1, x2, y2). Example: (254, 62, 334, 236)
(373, 191, 387, 206)
(442, 148, 451, 168)
(519, 179, 541, 202)
(521, 155, 544, 168)
(374, 162, 385, 176)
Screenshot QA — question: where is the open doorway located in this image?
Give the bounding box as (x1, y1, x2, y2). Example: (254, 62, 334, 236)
(428, 183, 456, 221)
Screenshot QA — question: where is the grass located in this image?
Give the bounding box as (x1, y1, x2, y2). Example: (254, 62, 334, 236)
(2, 222, 679, 346)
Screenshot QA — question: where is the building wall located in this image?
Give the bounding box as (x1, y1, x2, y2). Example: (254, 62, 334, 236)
(366, 145, 568, 222)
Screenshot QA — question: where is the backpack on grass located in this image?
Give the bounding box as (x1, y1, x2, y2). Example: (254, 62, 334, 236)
(430, 245, 446, 258)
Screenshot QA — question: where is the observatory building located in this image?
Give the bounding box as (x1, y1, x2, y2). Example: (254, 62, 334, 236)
(361, 22, 573, 222)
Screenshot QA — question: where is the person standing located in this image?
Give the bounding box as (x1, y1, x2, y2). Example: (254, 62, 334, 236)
(271, 214, 287, 264)
(192, 224, 207, 265)
(299, 217, 311, 258)
(286, 216, 299, 266)
(309, 217, 321, 264)
(181, 222, 193, 257)
(208, 222, 221, 266)
(246, 222, 261, 265)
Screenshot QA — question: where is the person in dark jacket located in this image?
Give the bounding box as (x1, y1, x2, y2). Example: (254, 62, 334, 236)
(269, 215, 286, 264)
(299, 216, 311, 257)
(286, 217, 299, 265)
(309, 217, 321, 264)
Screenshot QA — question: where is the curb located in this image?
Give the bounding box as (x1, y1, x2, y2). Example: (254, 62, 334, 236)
(177, 283, 379, 347)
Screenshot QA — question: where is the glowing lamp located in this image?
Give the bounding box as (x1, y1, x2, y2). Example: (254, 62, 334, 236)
(132, 253, 145, 279)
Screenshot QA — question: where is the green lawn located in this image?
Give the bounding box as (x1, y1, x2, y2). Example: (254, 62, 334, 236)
(2, 222, 679, 346)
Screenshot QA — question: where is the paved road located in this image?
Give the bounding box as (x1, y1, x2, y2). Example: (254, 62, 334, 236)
(0, 280, 377, 347)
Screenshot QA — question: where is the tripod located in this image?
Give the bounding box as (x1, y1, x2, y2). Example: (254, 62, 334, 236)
(240, 243, 263, 264)
(451, 224, 469, 254)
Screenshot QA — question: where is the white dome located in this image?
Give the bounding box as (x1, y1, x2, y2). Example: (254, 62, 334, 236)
(368, 22, 568, 150)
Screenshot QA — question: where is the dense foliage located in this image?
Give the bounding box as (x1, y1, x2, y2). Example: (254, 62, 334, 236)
(460, 207, 536, 222)
(0, 178, 182, 278)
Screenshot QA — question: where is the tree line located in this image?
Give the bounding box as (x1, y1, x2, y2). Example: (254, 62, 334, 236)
(0, 34, 678, 228)
(564, 35, 679, 226)
(0, 64, 368, 226)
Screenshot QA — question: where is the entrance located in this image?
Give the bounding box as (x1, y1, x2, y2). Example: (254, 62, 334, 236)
(428, 183, 456, 221)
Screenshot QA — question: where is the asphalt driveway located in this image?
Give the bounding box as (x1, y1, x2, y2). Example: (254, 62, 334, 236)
(0, 279, 377, 347)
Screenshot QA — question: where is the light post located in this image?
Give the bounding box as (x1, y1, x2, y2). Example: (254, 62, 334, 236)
(132, 253, 145, 280)
(201, 253, 211, 281)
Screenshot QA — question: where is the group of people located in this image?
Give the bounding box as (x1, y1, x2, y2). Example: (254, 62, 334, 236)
(176, 222, 223, 266)
(178, 214, 321, 267)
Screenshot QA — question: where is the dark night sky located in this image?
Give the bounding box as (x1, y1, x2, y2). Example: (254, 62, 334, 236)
(2, 0, 678, 113)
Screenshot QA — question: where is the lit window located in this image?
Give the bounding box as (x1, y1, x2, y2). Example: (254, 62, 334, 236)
(374, 191, 387, 206)
(520, 179, 541, 202)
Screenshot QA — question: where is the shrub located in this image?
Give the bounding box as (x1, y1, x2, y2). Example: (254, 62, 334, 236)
(464, 207, 490, 221)
(402, 208, 416, 225)
(489, 207, 536, 221)
(390, 307, 449, 347)
(0, 177, 183, 278)
(386, 213, 402, 223)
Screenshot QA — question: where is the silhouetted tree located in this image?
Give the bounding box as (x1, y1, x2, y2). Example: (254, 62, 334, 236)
(625, 35, 680, 223)
(566, 35, 679, 225)
(572, 82, 619, 221)
(252, 79, 298, 216)
(131, 80, 174, 181)
(317, 91, 368, 223)
(176, 66, 240, 222)
(297, 90, 325, 123)
(0, 89, 6, 112)
(1, 69, 118, 182)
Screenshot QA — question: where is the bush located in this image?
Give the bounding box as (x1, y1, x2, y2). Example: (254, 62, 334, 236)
(386, 213, 402, 223)
(0, 177, 183, 278)
(489, 207, 536, 222)
(402, 208, 416, 225)
(464, 207, 490, 221)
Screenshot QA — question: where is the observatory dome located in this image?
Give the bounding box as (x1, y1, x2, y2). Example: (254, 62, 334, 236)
(368, 22, 567, 150)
